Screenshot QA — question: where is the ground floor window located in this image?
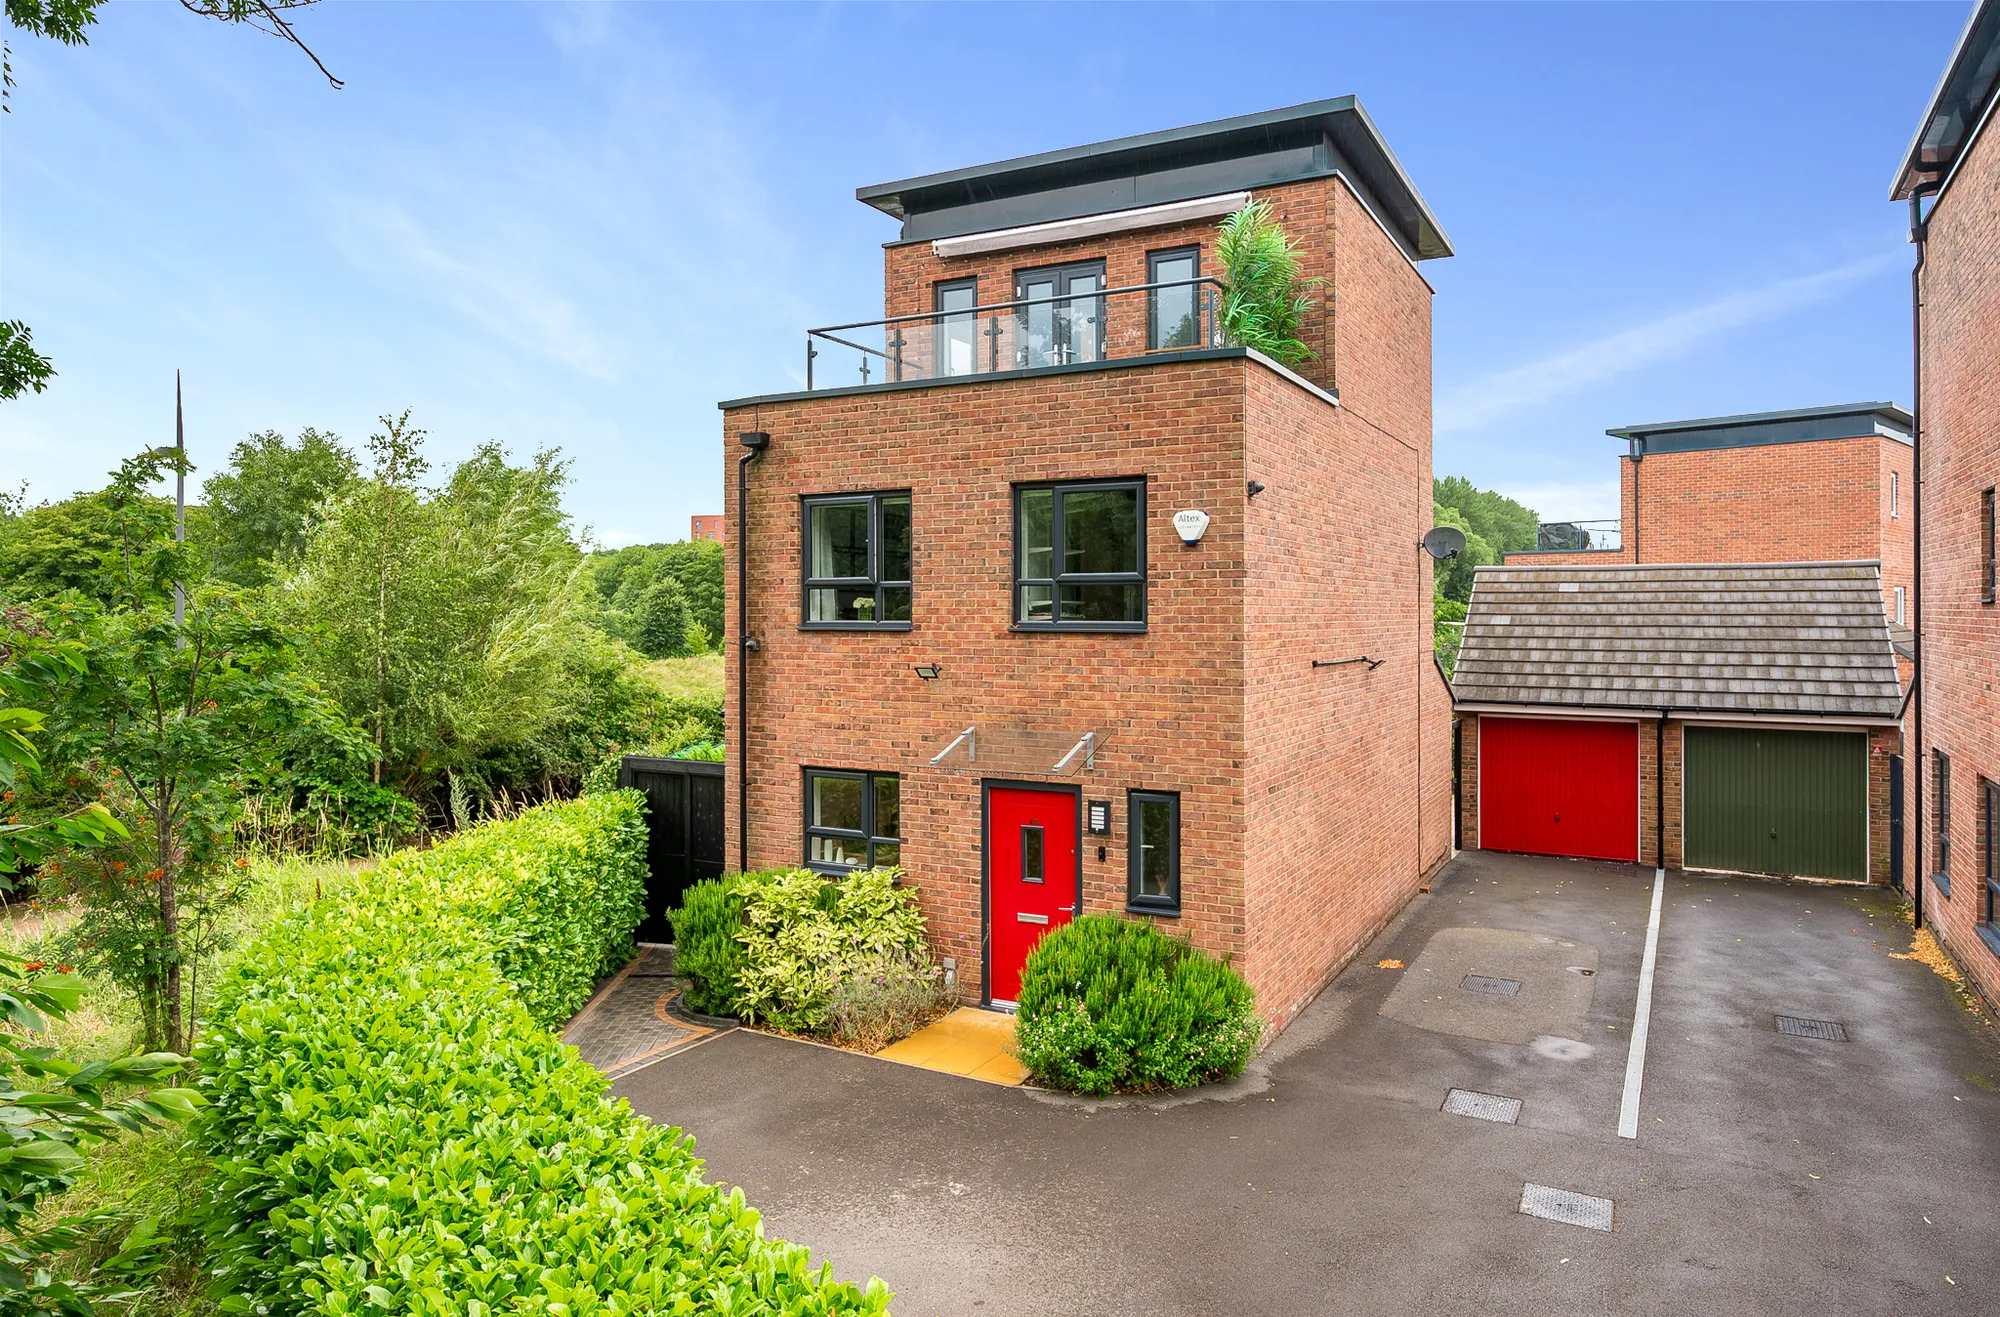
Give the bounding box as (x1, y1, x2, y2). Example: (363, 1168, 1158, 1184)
(804, 769, 901, 871)
(1127, 790, 1181, 915)
(1934, 750, 1953, 895)
(1983, 779, 1999, 950)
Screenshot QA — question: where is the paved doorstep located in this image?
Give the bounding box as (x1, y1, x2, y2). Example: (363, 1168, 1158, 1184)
(615, 852, 2000, 1317)
(874, 1007, 1029, 1086)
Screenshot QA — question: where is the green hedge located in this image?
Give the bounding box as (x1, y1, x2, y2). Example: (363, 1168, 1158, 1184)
(1013, 914, 1262, 1096)
(195, 794, 889, 1315)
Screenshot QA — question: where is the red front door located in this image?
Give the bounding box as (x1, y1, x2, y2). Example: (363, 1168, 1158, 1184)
(986, 785, 1079, 1005)
(1480, 717, 1639, 862)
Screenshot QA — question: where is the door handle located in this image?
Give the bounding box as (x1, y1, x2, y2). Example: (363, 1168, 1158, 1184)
(1058, 906, 1075, 913)
(1017, 912, 1049, 925)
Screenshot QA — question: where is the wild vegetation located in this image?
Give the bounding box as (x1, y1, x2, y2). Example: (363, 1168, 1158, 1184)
(1431, 477, 1539, 675)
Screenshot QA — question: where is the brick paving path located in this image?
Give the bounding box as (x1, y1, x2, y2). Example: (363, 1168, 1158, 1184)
(563, 945, 733, 1080)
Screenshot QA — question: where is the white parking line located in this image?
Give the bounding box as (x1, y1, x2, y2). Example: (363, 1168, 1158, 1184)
(1617, 868, 1666, 1139)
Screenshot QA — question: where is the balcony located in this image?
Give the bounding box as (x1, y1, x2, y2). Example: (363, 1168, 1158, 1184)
(805, 277, 1233, 390)
(1533, 519, 1623, 552)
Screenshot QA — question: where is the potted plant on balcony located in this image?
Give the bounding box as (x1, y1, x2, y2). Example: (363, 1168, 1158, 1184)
(1216, 201, 1320, 367)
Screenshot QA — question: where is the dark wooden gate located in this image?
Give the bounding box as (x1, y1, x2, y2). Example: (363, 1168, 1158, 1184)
(618, 756, 725, 943)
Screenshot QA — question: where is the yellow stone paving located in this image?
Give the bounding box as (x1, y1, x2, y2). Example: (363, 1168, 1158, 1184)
(875, 1007, 1029, 1086)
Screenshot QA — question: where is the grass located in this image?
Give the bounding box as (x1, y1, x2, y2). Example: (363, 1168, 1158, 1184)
(644, 651, 723, 702)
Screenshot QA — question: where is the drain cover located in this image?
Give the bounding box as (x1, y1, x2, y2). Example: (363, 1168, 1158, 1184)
(1461, 974, 1522, 997)
(1519, 1183, 1614, 1231)
(1775, 1015, 1847, 1041)
(1442, 1088, 1522, 1123)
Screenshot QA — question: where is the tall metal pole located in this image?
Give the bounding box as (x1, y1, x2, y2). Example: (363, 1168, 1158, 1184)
(174, 370, 187, 645)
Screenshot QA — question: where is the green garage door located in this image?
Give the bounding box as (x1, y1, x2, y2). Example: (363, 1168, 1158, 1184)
(1684, 726, 1869, 881)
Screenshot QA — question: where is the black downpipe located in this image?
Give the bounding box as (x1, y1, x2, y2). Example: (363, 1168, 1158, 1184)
(1908, 194, 1927, 926)
(735, 430, 771, 875)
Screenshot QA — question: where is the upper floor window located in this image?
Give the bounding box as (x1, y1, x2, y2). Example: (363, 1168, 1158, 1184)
(1014, 479, 1146, 631)
(1016, 261, 1105, 369)
(1148, 247, 1201, 351)
(803, 491, 911, 628)
(934, 279, 978, 378)
(1894, 586, 1907, 626)
(804, 769, 901, 872)
(1981, 487, 1995, 605)
(1890, 471, 1899, 517)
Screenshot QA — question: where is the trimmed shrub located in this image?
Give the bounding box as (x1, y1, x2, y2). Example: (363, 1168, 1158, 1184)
(365, 789, 647, 1026)
(668, 871, 754, 1015)
(195, 796, 888, 1315)
(1014, 914, 1262, 1096)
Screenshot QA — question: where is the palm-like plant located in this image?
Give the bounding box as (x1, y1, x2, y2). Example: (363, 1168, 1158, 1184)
(1215, 202, 1320, 366)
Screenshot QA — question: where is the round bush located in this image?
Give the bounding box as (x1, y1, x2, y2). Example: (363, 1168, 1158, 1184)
(1013, 914, 1262, 1096)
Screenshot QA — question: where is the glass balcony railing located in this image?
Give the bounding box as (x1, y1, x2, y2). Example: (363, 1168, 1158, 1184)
(1533, 519, 1623, 552)
(805, 277, 1232, 390)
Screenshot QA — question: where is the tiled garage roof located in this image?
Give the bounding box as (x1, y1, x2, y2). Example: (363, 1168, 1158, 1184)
(1451, 561, 1902, 719)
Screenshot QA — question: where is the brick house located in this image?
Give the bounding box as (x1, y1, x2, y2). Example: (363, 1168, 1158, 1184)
(1453, 562, 1904, 884)
(690, 515, 724, 543)
(1505, 403, 1916, 637)
(1894, 0, 2000, 1005)
(718, 98, 1457, 1031)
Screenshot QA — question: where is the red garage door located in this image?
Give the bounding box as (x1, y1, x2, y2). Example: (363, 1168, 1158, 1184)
(1480, 717, 1638, 862)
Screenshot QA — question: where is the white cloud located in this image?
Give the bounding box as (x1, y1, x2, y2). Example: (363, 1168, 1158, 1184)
(1436, 251, 1906, 434)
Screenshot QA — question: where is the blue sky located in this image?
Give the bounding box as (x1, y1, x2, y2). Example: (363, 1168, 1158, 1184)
(0, 1, 1969, 542)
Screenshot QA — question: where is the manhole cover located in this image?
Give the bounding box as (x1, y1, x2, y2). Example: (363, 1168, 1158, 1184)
(1461, 974, 1522, 997)
(1442, 1088, 1522, 1124)
(1519, 1183, 1614, 1231)
(1775, 1015, 1847, 1042)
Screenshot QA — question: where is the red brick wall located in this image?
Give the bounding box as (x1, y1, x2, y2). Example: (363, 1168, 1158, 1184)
(1458, 712, 1896, 884)
(723, 357, 1255, 1015)
(1916, 109, 2000, 1007)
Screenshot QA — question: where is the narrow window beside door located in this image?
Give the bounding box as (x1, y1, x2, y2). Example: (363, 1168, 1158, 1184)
(804, 769, 902, 871)
(1147, 246, 1201, 350)
(802, 491, 912, 627)
(1934, 750, 1953, 896)
(934, 279, 978, 378)
(1127, 790, 1181, 915)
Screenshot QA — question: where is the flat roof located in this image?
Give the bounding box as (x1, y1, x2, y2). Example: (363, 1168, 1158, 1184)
(855, 97, 1452, 262)
(1606, 402, 1913, 456)
(1891, 0, 2000, 200)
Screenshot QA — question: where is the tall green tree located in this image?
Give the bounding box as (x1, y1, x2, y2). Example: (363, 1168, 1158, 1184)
(1432, 477, 1539, 604)
(200, 427, 357, 587)
(22, 447, 366, 1053)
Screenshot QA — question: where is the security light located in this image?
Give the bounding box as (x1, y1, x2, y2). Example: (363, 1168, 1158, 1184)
(913, 663, 943, 680)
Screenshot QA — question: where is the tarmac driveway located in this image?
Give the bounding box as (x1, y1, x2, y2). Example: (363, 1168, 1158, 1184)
(615, 850, 2000, 1316)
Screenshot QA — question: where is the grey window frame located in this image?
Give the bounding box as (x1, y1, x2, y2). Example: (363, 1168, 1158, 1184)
(1982, 778, 2000, 955)
(800, 490, 912, 630)
(934, 278, 980, 378)
(1013, 259, 1107, 368)
(1146, 245, 1202, 351)
(1126, 789, 1181, 916)
(1012, 477, 1148, 632)
(802, 768, 902, 873)
(1982, 487, 1996, 605)
(1934, 749, 1953, 896)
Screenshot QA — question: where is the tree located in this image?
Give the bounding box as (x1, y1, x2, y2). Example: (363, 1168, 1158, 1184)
(633, 575, 691, 659)
(0, 321, 53, 401)
(200, 427, 357, 587)
(1431, 477, 1539, 604)
(657, 539, 723, 649)
(1216, 202, 1320, 366)
(587, 540, 723, 655)
(23, 447, 366, 1053)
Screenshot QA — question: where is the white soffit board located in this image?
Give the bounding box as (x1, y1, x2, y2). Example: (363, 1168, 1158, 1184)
(931, 191, 1252, 259)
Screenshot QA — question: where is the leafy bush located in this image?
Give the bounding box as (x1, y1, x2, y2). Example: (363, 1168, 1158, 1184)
(194, 796, 887, 1316)
(673, 739, 724, 761)
(668, 867, 942, 1041)
(364, 791, 647, 1027)
(1014, 914, 1262, 1096)
(827, 962, 956, 1051)
(1216, 201, 1320, 366)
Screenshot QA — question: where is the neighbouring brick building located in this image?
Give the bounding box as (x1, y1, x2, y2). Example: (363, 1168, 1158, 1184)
(1453, 562, 1904, 885)
(690, 515, 724, 543)
(719, 99, 1457, 1032)
(1894, 0, 2000, 1006)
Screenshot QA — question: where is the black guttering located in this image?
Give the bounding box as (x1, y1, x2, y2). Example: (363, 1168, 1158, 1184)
(855, 96, 1452, 262)
(1890, 0, 2000, 201)
(1606, 401, 1914, 457)
(716, 345, 1340, 413)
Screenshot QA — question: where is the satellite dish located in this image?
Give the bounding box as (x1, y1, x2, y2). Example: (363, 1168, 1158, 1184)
(1421, 526, 1467, 560)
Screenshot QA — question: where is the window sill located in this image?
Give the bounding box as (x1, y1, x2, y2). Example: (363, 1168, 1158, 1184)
(1126, 901, 1181, 919)
(1978, 923, 2000, 959)
(1932, 872, 1951, 899)
(1010, 623, 1148, 635)
(799, 622, 913, 632)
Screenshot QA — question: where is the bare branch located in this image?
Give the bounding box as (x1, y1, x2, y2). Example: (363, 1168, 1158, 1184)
(177, 0, 343, 90)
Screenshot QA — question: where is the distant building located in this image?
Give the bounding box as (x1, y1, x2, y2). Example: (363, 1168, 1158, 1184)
(690, 515, 724, 543)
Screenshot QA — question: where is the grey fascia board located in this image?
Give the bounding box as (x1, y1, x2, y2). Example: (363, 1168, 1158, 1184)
(1606, 402, 1913, 453)
(1890, 0, 2000, 199)
(856, 96, 1453, 261)
(716, 346, 1340, 412)
(1452, 700, 1900, 727)
(1606, 401, 1911, 440)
